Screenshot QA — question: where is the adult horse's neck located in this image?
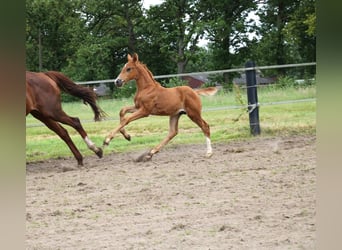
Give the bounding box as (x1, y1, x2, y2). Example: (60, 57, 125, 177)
(135, 63, 159, 90)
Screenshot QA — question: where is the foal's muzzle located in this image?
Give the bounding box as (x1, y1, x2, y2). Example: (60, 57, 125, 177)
(115, 78, 124, 87)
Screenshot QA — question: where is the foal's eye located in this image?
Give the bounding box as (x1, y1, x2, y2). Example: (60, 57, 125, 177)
(126, 67, 132, 72)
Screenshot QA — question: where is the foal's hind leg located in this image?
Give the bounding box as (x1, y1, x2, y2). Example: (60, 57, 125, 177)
(50, 110, 103, 159)
(31, 112, 84, 166)
(136, 114, 180, 162)
(186, 110, 213, 158)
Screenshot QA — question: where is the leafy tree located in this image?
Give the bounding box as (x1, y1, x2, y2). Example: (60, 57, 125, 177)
(258, 0, 295, 68)
(254, 0, 316, 76)
(62, 0, 144, 81)
(198, 0, 257, 86)
(185, 47, 216, 72)
(143, 0, 206, 74)
(25, 0, 316, 93)
(283, 0, 316, 64)
(62, 37, 114, 81)
(26, 0, 82, 71)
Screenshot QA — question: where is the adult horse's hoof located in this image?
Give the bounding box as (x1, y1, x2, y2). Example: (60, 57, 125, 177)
(75, 155, 84, 166)
(96, 148, 103, 158)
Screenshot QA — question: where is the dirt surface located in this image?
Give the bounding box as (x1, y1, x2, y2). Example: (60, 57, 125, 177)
(26, 135, 316, 249)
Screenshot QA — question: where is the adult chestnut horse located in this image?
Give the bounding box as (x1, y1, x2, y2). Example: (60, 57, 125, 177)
(103, 53, 217, 162)
(26, 71, 105, 166)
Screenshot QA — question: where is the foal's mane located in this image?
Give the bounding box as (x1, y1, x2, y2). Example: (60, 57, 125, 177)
(137, 62, 160, 85)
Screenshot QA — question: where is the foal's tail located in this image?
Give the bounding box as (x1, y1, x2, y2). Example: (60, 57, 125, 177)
(195, 87, 218, 96)
(44, 71, 106, 121)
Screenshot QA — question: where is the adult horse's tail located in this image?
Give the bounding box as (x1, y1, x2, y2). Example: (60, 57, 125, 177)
(195, 87, 218, 96)
(44, 71, 106, 121)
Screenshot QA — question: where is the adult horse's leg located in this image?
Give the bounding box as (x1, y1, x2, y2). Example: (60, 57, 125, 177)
(31, 111, 84, 166)
(49, 110, 103, 159)
(186, 109, 213, 158)
(136, 114, 181, 162)
(118, 105, 137, 141)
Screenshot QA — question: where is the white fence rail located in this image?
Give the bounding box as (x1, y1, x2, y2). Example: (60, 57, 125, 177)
(26, 62, 316, 128)
(76, 62, 317, 85)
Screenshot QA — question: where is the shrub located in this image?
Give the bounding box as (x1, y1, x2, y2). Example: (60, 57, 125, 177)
(161, 77, 187, 88)
(274, 76, 316, 89)
(112, 81, 137, 99)
(275, 76, 297, 88)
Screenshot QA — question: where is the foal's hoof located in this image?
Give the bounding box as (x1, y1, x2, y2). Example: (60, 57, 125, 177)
(125, 134, 131, 141)
(205, 152, 213, 158)
(103, 140, 109, 147)
(135, 151, 153, 162)
(96, 148, 103, 158)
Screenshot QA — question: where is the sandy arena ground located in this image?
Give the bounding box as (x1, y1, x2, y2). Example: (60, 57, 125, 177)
(26, 135, 316, 249)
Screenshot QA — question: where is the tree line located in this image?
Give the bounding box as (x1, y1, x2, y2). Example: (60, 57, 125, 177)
(26, 0, 316, 83)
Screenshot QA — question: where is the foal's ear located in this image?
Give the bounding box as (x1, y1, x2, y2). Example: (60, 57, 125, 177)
(132, 53, 139, 62)
(127, 54, 132, 61)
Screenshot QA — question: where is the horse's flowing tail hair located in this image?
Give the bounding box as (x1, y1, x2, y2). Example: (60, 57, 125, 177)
(44, 71, 106, 121)
(195, 87, 218, 96)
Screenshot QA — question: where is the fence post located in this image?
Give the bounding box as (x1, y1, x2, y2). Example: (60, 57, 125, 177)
(245, 61, 261, 135)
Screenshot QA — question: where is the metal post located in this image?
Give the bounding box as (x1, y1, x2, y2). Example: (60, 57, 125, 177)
(245, 61, 261, 135)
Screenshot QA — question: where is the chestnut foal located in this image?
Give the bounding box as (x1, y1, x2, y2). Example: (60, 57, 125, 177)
(103, 53, 217, 161)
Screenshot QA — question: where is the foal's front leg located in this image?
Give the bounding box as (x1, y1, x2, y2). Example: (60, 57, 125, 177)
(103, 109, 147, 147)
(119, 105, 137, 141)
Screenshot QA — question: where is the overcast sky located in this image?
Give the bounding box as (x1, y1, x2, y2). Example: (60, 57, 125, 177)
(142, 0, 164, 9)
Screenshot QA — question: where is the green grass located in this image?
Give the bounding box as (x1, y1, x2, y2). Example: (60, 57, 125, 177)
(26, 85, 316, 163)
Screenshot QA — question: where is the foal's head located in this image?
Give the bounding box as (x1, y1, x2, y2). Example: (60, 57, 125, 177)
(114, 53, 140, 87)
